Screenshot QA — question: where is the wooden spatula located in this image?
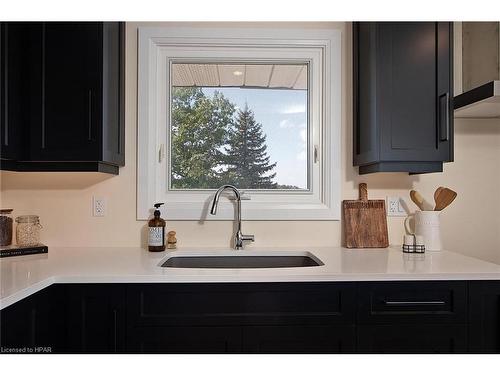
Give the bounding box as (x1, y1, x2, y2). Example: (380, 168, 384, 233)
(410, 190, 426, 211)
(434, 187, 457, 211)
(434, 187, 444, 209)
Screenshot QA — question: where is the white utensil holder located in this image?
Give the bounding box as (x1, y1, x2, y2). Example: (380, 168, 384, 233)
(405, 211, 442, 251)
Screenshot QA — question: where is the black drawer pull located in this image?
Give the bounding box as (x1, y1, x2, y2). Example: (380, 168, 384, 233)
(383, 300, 446, 306)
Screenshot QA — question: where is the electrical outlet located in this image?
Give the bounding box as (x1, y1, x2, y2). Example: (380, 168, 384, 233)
(386, 196, 406, 217)
(93, 197, 106, 217)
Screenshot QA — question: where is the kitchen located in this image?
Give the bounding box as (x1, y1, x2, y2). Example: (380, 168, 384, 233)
(1, 1, 500, 373)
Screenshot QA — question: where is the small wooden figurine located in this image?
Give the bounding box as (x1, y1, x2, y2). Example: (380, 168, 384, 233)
(167, 231, 177, 249)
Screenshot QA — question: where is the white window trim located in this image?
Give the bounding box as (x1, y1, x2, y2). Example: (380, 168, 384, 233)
(137, 26, 341, 221)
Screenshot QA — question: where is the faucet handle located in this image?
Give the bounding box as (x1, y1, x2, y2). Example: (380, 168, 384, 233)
(241, 234, 255, 243)
(234, 233, 255, 250)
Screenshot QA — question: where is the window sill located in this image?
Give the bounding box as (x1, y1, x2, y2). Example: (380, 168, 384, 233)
(138, 200, 340, 221)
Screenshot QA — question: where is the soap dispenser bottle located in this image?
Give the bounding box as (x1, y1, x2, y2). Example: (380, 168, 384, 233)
(148, 203, 166, 252)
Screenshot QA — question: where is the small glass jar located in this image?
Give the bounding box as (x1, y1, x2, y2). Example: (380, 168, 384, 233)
(16, 215, 42, 247)
(0, 209, 14, 246)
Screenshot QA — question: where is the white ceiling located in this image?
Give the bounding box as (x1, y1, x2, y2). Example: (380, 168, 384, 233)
(172, 64, 308, 90)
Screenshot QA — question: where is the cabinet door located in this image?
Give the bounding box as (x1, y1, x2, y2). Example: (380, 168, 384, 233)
(30, 22, 101, 161)
(378, 22, 453, 163)
(243, 325, 355, 354)
(469, 281, 500, 353)
(67, 284, 125, 353)
(127, 326, 242, 354)
(0, 290, 45, 351)
(0, 23, 26, 163)
(357, 325, 467, 354)
(0, 23, 11, 161)
(0, 286, 65, 353)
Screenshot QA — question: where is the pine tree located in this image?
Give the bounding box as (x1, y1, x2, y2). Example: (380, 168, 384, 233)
(224, 104, 277, 189)
(171, 87, 235, 189)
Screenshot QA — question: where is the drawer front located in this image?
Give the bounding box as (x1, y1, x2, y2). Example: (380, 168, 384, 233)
(127, 326, 242, 353)
(357, 281, 467, 324)
(243, 325, 355, 354)
(127, 283, 356, 327)
(357, 324, 468, 353)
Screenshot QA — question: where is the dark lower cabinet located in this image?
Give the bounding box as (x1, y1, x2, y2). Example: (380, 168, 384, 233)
(0, 286, 66, 353)
(128, 326, 242, 354)
(127, 325, 355, 354)
(357, 325, 468, 354)
(356, 281, 468, 354)
(67, 284, 126, 353)
(0, 288, 51, 352)
(2, 280, 500, 354)
(357, 281, 467, 325)
(126, 282, 356, 328)
(243, 325, 355, 354)
(469, 281, 500, 353)
(125, 282, 356, 354)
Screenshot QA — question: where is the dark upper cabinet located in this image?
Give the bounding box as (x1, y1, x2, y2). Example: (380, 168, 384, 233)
(353, 22, 454, 174)
(0, 22, 124, 174)
(1, 23, 27, 164)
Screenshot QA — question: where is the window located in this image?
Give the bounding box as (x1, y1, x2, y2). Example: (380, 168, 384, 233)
(170, 63, 309, 191)
(138, 26, 341, 220)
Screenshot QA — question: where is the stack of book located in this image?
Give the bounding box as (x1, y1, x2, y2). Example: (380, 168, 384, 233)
(0, 244, 48, 258)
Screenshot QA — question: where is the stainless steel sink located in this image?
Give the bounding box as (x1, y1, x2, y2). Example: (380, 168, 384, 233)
(160, 251, 323, 269)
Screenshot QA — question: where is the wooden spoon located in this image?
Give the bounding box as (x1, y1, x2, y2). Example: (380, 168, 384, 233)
(410, 190, 426, 211)
(434, 187, 457, 211)
(434, 187, 444, 210)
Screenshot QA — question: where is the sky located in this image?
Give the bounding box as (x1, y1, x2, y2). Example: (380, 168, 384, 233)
(202, 87, 308, 189)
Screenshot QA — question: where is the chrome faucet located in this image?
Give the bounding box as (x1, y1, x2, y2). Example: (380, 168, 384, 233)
(210, 185, 255, 250)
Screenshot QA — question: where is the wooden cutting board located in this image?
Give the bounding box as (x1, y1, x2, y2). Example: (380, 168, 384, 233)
(343, 183, 389, 248)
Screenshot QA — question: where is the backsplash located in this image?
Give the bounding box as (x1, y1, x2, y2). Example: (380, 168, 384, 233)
(1, 22, 499, 264)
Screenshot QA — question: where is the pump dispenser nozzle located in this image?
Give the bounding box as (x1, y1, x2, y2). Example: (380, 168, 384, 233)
(153, 203, 164, 217)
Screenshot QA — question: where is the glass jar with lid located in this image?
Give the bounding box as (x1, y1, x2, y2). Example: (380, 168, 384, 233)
(0, 209, 14, 246)
(16, 215, 42, 247)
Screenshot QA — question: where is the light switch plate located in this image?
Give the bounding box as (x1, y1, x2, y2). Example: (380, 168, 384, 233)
(93, 197, 106, 217)
(386, 196, 406, 217)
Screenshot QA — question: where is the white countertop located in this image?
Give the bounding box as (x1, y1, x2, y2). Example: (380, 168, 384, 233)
(2, 246, 500, 309)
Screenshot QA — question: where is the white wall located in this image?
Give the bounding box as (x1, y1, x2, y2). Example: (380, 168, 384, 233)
(1, 22, 499, 263)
